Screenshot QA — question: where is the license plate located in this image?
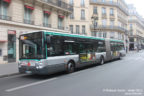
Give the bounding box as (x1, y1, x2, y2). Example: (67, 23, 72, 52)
(25, 71, 32, 74)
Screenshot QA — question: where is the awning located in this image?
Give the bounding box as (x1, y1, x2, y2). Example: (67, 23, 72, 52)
(25, 5, 34, 10)
(8, 30, 16, 34)
(3, 0, 11, 3)
(58, 15, 65, 19)
(0, 40, 7, 43)
(44, 11, 51, 15)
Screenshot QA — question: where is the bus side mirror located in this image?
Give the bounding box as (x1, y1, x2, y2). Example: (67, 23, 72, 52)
(46, 36, 51, 44)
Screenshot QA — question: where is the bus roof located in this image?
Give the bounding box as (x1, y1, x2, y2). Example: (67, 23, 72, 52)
(20, 30, 124, 43)
(43, 31, 124, 43)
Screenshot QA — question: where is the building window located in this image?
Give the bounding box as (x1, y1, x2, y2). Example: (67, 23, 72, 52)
(102, 7, 106, 15)
(81, 0, 85, 6)
(82, 25, 86, 35)
(98, 32, 102, 37)
(81, 9, 85, 20)
(69, 25, 73, 34)
(58, 16, 64, 30)
(102, 0, 105, 2)
(130, 24, 133, 29)
(76, 25, 80, 34)
(69, 0, 74, 5)
(102, 19, 106, 26)
(122, 34, 124, 40)
(118, 33, 121, 39)
(93, 0, 97, 3)
(70, 11, 74, 19)
(43, 11, 51, 28)
(0, 0, 10, 20)
(103, 32, 107, 38)
(109, 0, 113, 3)
(93, 7, 97, 14)
(110, 20, 114, 27)
(110, 8, 114, 16)
(118, 21, 122, 27)
(110, 32, 115, 39)
(93, 19, 98, 28)
(24, 5, 34, 24)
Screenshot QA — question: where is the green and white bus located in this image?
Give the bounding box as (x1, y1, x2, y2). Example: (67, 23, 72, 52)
(19, 31, 126, 74)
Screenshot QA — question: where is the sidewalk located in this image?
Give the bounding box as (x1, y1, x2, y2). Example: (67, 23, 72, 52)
(128, 50, 144, 54)
(0, 62, 19, 78)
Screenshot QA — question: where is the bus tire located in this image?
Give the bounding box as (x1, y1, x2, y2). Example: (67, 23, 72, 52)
(66, 61, 75, 73)
(119, 53, 122, 60)
(100, 56, 104, 65)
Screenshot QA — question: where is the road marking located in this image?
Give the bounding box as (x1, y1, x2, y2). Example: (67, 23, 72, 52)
(5, 78, 57, 92)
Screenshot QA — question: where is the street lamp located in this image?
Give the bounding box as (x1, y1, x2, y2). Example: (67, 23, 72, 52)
(91, 16, 98, 37)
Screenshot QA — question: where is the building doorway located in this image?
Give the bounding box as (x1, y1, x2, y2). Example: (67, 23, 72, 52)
(8, 30, 16, 62)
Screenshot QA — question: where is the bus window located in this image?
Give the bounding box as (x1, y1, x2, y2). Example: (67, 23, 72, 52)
(64, 43, 78, 55)
(19, 32, 45, 59)
(79, 43, 87, 53)
(96, 41, 106, 52)
(87, 44, 94, 53)
(47, 37, 64, 56)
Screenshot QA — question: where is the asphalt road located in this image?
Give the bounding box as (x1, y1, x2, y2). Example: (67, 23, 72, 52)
(0, 51, 144, 96)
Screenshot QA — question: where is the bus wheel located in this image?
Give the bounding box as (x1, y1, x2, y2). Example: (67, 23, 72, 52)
(67, 62, 75, 73)
(119, 54, 122, 60)
(100, 57, 104, 65)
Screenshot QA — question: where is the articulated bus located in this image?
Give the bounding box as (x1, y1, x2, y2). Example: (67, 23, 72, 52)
(19, 31, 126, 74)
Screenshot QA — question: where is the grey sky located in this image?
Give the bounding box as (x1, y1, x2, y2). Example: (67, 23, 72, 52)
(126, 0, 144, 17)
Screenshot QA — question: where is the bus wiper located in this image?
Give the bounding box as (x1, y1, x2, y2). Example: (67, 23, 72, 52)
(22, 40, 36, 48)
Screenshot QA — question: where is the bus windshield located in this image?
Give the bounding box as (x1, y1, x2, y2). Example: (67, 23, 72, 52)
(19, 32, 45, 59)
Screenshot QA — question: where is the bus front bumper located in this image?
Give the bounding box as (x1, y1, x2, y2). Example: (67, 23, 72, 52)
(19, 66, 48, 75)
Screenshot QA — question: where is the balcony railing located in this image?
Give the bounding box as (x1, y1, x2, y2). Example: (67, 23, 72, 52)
(110, 14, 114, 16)
(23, 19, 34, 25)
(110, 14, 115, 19)
(58, 26, 64, 30)
(43, 23, 51, 28)
(0, 15, 12, 21)
(102, 13, 107, 18)
(90, 25, 127, 32)
(38, 0, 73, 12)
(90, 0, 128, 15)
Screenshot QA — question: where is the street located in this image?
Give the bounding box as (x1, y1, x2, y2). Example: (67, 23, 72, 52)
(0, 51, 144, 96)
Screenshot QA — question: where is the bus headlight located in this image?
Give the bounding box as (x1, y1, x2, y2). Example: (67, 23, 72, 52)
(18, 61, 22, 68)
(35, 61, 44, 69)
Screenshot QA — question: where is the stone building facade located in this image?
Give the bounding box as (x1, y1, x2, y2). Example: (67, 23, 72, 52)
(0, 0, 72, 64)
(68, 0, 129, 50)
(128, 4, 144, 50)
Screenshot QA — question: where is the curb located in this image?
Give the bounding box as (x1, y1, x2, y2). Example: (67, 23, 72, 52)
(0, 73, 20, 78)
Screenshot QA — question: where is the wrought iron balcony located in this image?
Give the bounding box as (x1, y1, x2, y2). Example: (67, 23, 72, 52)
(90, 0, 128, 15)
(102, 13, 107, 18)
(0, 15, 12, 21)
(110, 14, 115, 19)
(23, 19, 34, 25)
(90, 25, 127, 33)
(43, 23, 51, 28)
(37, 0, 73, 12)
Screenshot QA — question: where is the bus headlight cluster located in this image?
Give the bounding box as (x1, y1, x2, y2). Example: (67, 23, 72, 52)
(35, 61, 44, 69)
(18, 61, 22, 68)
